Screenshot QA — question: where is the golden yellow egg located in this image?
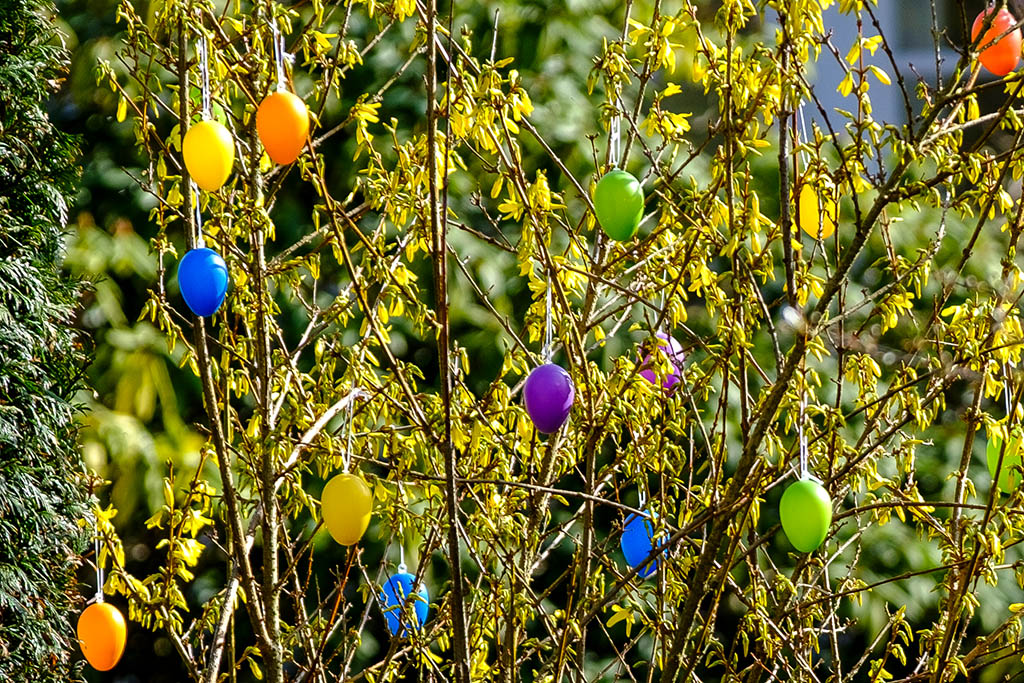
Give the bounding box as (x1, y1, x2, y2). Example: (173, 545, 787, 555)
(182, 120, 234, 192)
(321, 473, 373, 546)
(796, 183, 838, 240)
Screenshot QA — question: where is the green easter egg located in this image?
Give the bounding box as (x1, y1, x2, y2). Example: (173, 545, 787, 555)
(987, 428, 1023, 494)
(779, 478, 832, 553)
(594, 170, 644, 241)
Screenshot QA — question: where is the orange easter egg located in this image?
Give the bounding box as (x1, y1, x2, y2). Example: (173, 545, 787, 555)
(321, 473, 373, 546)
(77, 602, 126, 671)
(972, 8, 1021, 77)
(182, 120, 234, 192)
(256, 91, 309, 165)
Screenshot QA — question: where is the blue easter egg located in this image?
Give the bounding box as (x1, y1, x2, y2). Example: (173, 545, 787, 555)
(380, 571, 429, 636)
(620, 512, 665, 579)
(178, 247, 228, 317)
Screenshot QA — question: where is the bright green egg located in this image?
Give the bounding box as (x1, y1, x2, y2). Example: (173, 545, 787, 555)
(779, 478, 832, 553)
(987, 428, 1023, 494)
(594, 170, 644, 241)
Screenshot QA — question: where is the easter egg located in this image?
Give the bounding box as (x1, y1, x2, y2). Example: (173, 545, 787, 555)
(594, 170, 644, 241)
(796, 184, 837, 240)
(638, 332, 686, 390)
(321, 473, 373, 546)
(524, 363, 575, 434)
(182, 120, 234, 191)
(77, 602, 126, 671)
(620, 512, 666, 579)
(972, 8, 1021, 77)
(987, 428, 1023, 493)
(779, 478, 832, 553)
(177, 247, 229, 317)
(256, 91, 310, 165)
(380, 571, 429, 636)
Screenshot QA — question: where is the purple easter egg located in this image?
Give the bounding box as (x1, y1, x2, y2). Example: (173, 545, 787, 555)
(638, 333, 686, 389)
(524, 363, 575, 434)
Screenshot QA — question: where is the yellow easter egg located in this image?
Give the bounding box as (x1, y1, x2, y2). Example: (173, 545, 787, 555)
(321, 473, 372, 546)
(182, 120, 234, 192)
(796, 183, 837, 240)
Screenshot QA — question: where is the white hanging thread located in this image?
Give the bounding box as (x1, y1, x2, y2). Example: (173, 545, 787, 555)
(192, 181, 205, 248)
(610, 114, 622, 169)
(798, 376, 809, 480)
(93, 527, 105, 604)
(542, 279, 553, 363)
(397, 481, 407, 574)
(659, 289, 668, 334)
(343, 390, 357, 474)
(272, 21, 287, 92)
(1005, 361, 1013, 419)
(199, 35, 211, 120)
(797, 99, 812, 167)
(637, 485, 647, 511)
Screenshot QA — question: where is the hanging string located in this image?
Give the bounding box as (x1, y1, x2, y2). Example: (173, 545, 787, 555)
(798, 390, 809, 480)
(542, 279, 553, 362)
(343, 390, 357, 474)
(271, 20, 287, 92)
(199, 35, 211, 120)
(397, 481, 407, 573)
(192, 182, 205, 248)
(637, 484, 647, 511)
(1005, 361, 1014, 419)
(798, 351, 809, 480)
(610, 113, 622, 169)
(93, 527, 105, 604)
(659, 288, 668, 333)
(797, 99, 811, 168)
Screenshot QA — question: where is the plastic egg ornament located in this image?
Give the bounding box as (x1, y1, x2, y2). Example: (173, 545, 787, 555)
(972, 8, 1021, 77)
(182, 119, 235, 191)
(594, 169, 644, 241)
(177, 247, 229, 317)
(638, 333, 686, 390)
(620, 512, 666, 579)
(987, 428, 1023, 493)
(77, 602, 126, 671)
(321, 473, 373, 546)
(380, 571, 429, 636)
(779, 478, 832, 553)
(524, 363, 575, 434)
(256, 90, 310, 165)
(796, 184, 837, 240)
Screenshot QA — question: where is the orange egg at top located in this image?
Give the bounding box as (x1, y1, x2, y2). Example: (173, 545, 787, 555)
(78, 602, 126, 671)
(257, 91, 310, 165)
(972, 8, 1021, 77)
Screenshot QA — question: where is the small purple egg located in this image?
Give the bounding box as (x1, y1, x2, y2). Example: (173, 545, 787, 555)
(638, 333, 686, 390)
(524, 363, 575, 434)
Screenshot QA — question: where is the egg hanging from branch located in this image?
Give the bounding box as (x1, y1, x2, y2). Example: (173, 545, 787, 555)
(78, 602, 126, 671)
(257, 90, 310, 165)
(183, 119, 235, 191)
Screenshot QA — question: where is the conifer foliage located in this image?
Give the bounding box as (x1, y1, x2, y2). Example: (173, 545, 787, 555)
(0, 0, 89, 677)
